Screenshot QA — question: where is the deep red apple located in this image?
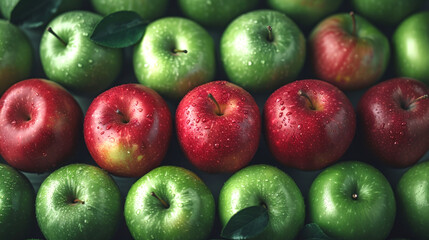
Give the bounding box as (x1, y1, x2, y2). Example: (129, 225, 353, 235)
(84, 84, 172, 177)
(176, 81, 261, 173)
(357, 78, 429, 167)
(0, 79, 83, 172)
(309, 12, 390, 91)
(264, 79, 356, 170)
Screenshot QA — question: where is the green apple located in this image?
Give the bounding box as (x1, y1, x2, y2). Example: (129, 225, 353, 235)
(220, 10, 305, 92)
(219, 164, 305, 240)
(0, 164, 35, 239)
(40, 11, 122, 95)
(124, 166, 215, 240)
(90, 0, 168, 20)
(397, 160, 429, 239)
(57, 0, 84, 14)
(0, 20, 33, 94)
(0, 0, 18, 19)
(36, 164, 122, 240)
(179, 0, 258, 28)
(0, 0, 84, 19)
(308, 161, 396, 240)
(268, 0, 343, 27)
(352, 0, 424, 26)
(133, 17, 215, 98)
(393, 11, 429, 85)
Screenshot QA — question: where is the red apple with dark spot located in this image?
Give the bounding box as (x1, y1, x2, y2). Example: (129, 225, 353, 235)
(84, 84, 172, 177)
(357, 78, 429, 167)
(0, 79, 83, 172)
(264, 79, 356, 170)
(176, 81, 261, 173)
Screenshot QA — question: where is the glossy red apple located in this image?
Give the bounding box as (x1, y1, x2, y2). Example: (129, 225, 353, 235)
(264, 79, 356, 170)
(84, 84, 172, 177)
(0, 79, 83, 172)
(309, 12, 390, 91)
(357, 78, 429, 167)
(176, 81, 261, 173)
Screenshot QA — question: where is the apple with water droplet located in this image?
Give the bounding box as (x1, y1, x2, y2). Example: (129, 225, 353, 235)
(84, 83, 172, 177)
(264, 79, 356, 170)
(176, 81, 261, 173)
(357, 78, 429, 167)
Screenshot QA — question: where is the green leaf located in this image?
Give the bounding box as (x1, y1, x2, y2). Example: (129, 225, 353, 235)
(10, 0, 62, 28)
(221, 206, 269, 240)
(90, 11, 147, 48)
(298, 223, 333, 240)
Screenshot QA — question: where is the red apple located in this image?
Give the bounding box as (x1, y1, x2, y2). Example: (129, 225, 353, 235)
(264, 79, 356, 170)
(0, 79, 83, 172)
(176, 81, 261, 173)
(309, 12, 390, 91)
(84, 84, 172, 177)
(357, 78, 429, 167)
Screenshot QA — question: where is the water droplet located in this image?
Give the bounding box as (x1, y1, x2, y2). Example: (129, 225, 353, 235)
(281, 106, 285, 110)
(109, 137, 115, 143)
(42, 152, 48, 157)
(286, 112, 292, 116)
(10, 120, 16, 125)
(77, 63, 82, 68)
(401, 122, 407, 126)
(394, 141, 398, 145)
(146, 114, 152, 118)
(297, 124, 302, 129)
(100, 131, 105, 135)
(196, 118, 200, 123)
(248, 61, 252, 66)
(214, 143, 220, 149)
(106, 125, 111, 130)
(88, 59, 93, 63)
(276, 98, 281, 102)
(243, 110, 248, 114)
(137, 108, 143, 112)
(280, 101, 284, 105)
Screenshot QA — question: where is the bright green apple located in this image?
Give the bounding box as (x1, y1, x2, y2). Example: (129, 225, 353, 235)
(393, 11, 429, 85)
(40, 11, 122, 95)
(90, 0, 168, 20)
(0, 164, 35, 239)
(133, 17, 215, 98)
(124, 166, 215, 240)
(220, 10, 306, 92)
(397, 160, 429, 239)
(179, 0, 258, 27)
(308, 161, 396, 240)
(218, 164, 305, 240)
(0, 19, 33, 94)
(36, 163, 122, 240)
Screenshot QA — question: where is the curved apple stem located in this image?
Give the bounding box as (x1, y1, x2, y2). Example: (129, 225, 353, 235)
(351, 193, 358, 200)
(349, 11, 357, 37)
(267, 26, 273, 42)
(208, 93, 223, 116)
(73, 198, 85, 205)
(298, 90, 316, 110)
(408, 94, 428, 108)
(173, 49, 188, 54)
(47, 27, 67, 46)
(151, 192, 169, 208)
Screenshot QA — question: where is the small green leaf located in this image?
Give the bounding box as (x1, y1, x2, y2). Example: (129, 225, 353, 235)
(90, 11, 147, 48)
(10, 0, 62, 28)
(298, 223, 333, 240)
(221, 206, 269, 240)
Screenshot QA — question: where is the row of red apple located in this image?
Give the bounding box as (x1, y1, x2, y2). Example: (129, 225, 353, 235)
(1, 77, 427, 178)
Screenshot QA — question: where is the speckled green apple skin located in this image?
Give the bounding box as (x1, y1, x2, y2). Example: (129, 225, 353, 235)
(0, 20, 33, 94)
(90, 0, 168, 20)
(179, 0, 258, 27)
(36, 164, 122, 240)
(309, 161, 396, 240)
(0, 164, 35, 239)
(133, 17, 215, 99)
(0, 0, 18, 19)
(393, 11, 429, 85)
(124, 166, 215, 240)
(397, 161, 429, 239)
(218, 164, 305, 240)
(40, 11, 122, 95)
(220, 10, 306, 92)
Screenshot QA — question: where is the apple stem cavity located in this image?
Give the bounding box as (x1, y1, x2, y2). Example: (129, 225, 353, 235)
(208, 93, 223, 116)
(115, 109, 129, 124)
(47, 27, 67, 46)
(298, 90, 316, 110)
(173, 49, 188, 54)
(407, 94, 429, 109)
(267, 26, 273, 42)
(151, 192, 169, 209)
(73, 198, 85, 205)
(349, 11, 357, 37)
(351, 193, 358, 200)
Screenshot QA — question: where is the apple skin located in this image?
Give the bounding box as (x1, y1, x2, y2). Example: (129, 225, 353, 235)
(309, 13, 390, 90)
(178, 0, 258, 27)
(84, 84, 172, 177)
(0, 20, 33, 94)
(268, 0, 343, 27)
(264, 79, 356, 170)
(357, 78, 429, 167)
(176, 81, 261, 173)
(393, 11, 429, 86)
(40, 11, 123, 95)
(134, 17, 215, 99)
(218, 164, 305, 240)
(0, 79, 83, 173)
(309, 161, 396, 240)
(397, 161, 429, 239)
(90, 0, 168, 20)
(36, 163, 122, 240)
(220, 10, 306, 92)
(0, 0, 84, 19)
(0, 163, 35, 239)
(124, 166, 215, 240)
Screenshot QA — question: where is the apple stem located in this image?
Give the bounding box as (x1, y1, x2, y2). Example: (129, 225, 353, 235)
(73, 198, 85, 205)
(349, 11, 357, 37)
(298, 90, 316, 110)
(267, 26, 273, 42)
(173, 49, 188, 54)
(47, 27, 67, 46)
(208, 93, 222, 116)
(351, 193, 358, 200)
(151, 192, 169, 209)
(407, 94, 428, 108)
